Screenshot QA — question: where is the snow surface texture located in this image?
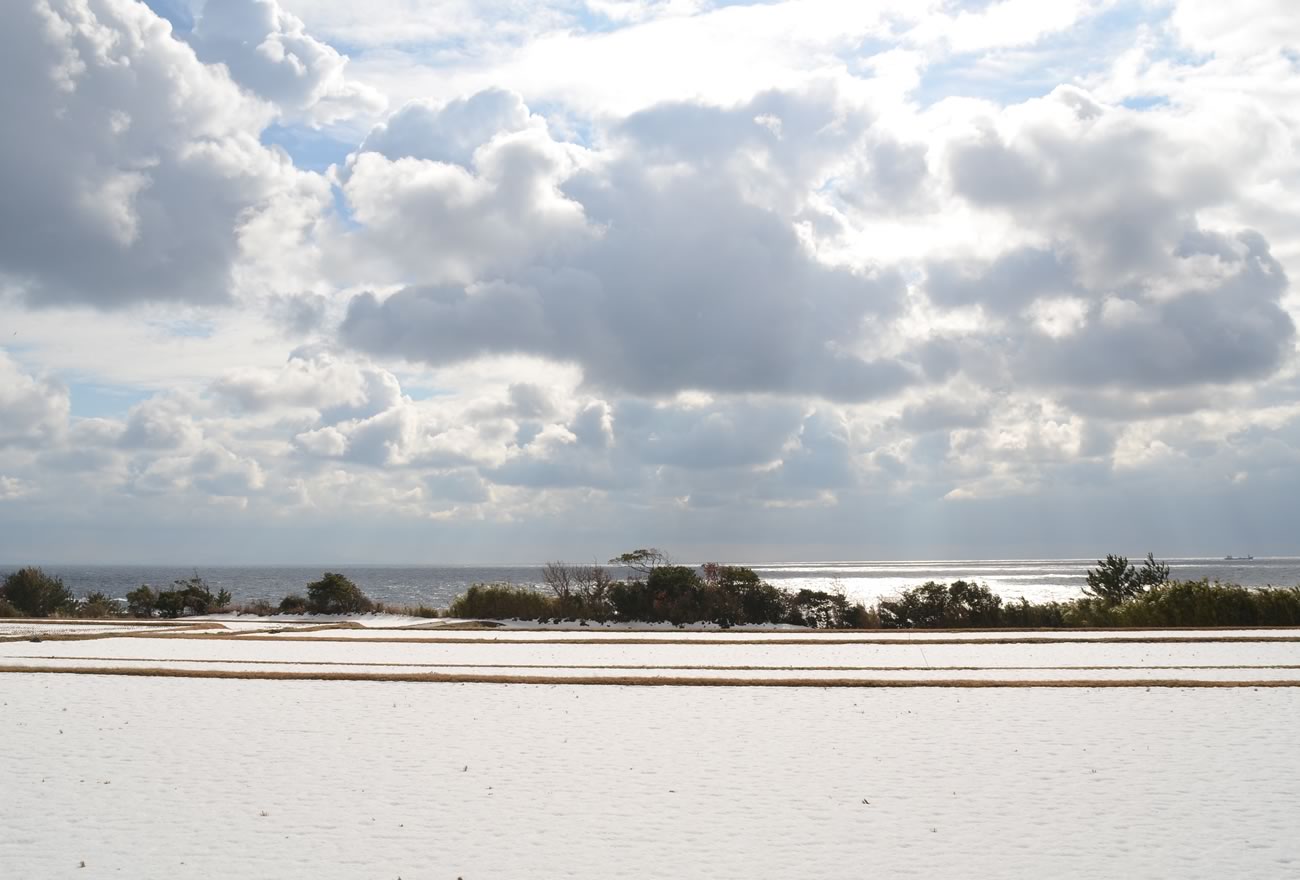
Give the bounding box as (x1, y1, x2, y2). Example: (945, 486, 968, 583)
(1, 675, 1298, 879)
(234, 624, 1300, 640)
(2, 625, 1299, 877)
(3, 628, 1300, 683)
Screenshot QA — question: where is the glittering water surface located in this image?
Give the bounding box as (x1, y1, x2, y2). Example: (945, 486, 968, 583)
(9, 557, 1299, 608)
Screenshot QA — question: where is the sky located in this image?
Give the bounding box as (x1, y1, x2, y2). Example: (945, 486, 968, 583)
(1, 0, 1299, 564)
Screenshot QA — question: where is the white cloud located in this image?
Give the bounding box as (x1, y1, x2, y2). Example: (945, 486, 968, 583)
(4, 0, 1300, 558)
(0, 0, 320, 308)
(339, 110, 591, 285)
(1170, 0, 1300, 59)
(0, 350, 69, 448)
(188, 0, 385, 126)
(340, 86, 917, 401)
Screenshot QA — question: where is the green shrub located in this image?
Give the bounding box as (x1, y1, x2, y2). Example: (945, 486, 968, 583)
(999, 597, 1069, 628)
(76, 592, 122, 618)
(448, 583, 556, 619)
(1084, 553, 1169, 604)
(877, 571, 1300, 630)
(1107, 580, 1300, 628)
(305, 572, 374, 614)
(878, 580, 1004, 628)
(702, 564, 791, 626)
(787, 588, 873, 629)
(642, 565, 706, 625)
(448, 560, 873, 628)
(1, 567, 75, 617)
(278, 594, 309, 614)
(608, 579, 656, 622)
(126, 585, 158, 618)
(1249, 586, 1300, 627)
(0, 596, 19, 617)
(236, 598, 277, 616)
(126, 577, 232, 618)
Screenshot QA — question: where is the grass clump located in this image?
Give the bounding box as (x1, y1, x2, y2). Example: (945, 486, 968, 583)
(405, 604, 443, 618)
(234, 598, 277, 616)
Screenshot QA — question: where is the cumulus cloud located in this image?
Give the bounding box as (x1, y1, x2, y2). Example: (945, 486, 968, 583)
(0, 0, 318, 308)
(945, 87, 1232, 285)
(6, 0, 1300, 558)
(267, 291, 331, 335)
(129, 441, 263, 498)
(119, 395, 203, 450)
(0, 350, 69, 447)
(211, 346, 400, 419)
(1016, 232, 1293, 390)
(358, 89, 539, 166)
(924, 87, 1296, 396)
(341, 86, 916, 401)
(188, 0, 384, 125)
(338, 98, 590, 285)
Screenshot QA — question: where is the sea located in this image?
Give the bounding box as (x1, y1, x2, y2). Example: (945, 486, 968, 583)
(9, 557, 1300, 609)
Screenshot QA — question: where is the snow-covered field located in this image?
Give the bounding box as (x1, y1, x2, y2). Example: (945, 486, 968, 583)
(5, 628, 1300, 680)
(0, 620, 204, 638)
(235, 623, 1300, 640)
(2, 623, 1298, 877)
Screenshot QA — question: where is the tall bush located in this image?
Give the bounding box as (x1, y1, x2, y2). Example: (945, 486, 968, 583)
(448, 583, 555, 619)
(306, 572, 374, 615)
(1, 567, 74, 617)
(125, 577, 231, 618)
(1084, 553, 1169, 604)
(878, 580, 1004, 628)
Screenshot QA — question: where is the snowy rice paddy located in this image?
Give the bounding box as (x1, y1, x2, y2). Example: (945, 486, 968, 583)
(2, 619, 1299, 878)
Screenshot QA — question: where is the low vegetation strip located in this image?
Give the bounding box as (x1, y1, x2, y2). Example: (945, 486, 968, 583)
(215, 633, 1300, 645)
(3, 664, 1299, 688)
(0, 618, 207, 627)
(7, 628, 1299, 651)
(7, 553, 1300, 630)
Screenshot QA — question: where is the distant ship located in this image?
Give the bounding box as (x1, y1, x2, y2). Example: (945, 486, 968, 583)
(1223, 555, 1255, 561)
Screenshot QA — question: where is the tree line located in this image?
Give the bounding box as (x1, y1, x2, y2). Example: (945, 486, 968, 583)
(3, 551, 1299, 628)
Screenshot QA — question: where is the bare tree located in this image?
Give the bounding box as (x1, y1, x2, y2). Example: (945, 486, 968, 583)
(543, 561, 574, 602)
(543, 561, 614, 612)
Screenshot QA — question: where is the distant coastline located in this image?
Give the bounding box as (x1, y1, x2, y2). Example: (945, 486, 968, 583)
(4, 557, 1297, 609)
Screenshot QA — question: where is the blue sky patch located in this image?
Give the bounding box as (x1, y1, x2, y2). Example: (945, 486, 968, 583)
(142, 0, 195, 35)
(262, 123, 359, 174)
(68, 382, 154, 420)
(1121, 94, 1171, 111)
(911, 0, 1175, 108)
